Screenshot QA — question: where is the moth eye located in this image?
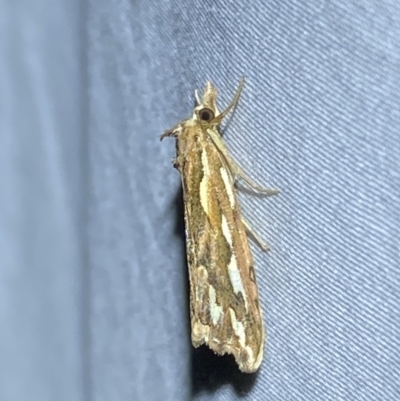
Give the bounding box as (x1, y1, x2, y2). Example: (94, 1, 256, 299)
(199, 108, 214, 122)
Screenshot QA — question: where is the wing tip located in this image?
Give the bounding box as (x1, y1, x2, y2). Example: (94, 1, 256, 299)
(192, 321, 264, 373)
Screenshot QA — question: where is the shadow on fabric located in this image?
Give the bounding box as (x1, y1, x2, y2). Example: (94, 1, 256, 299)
(192, 345, 258, 396)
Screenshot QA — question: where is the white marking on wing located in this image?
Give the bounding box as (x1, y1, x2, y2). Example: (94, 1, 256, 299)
(199, 150, 210, 216)
(228, 255, 248, 309)
(209, 285, 223, 325)
(221, 214, 233, 246)
(220, 167, 235, 208)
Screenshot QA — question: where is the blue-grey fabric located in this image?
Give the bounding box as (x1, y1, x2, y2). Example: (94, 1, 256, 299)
(2, 0, 400, 400)
(0, 1, 86, 401)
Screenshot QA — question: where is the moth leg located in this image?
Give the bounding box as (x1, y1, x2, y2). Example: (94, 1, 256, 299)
(241, 216, 270, 252)
(207, 128, 279, 195)
(232, 163, 280, 196)
(160, 123, 182, 141)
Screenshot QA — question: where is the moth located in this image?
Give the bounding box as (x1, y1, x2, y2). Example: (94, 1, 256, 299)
(161, 79, 278, 373)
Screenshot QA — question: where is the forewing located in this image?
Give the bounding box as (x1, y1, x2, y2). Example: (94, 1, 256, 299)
(178, 125, 264, 373)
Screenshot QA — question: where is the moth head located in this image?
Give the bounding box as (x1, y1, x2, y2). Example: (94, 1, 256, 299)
(193, 79, 244, 126)
(193, 81, 220, 125)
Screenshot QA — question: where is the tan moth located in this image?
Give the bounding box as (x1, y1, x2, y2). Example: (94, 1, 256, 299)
(161, 79, 278, 373)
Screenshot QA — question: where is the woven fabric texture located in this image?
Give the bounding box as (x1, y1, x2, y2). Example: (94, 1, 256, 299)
(2, 1, 399, 400)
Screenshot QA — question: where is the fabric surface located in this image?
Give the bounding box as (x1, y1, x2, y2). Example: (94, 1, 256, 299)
(0, 1, 86, 401)
(2, 0, 400, 400)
